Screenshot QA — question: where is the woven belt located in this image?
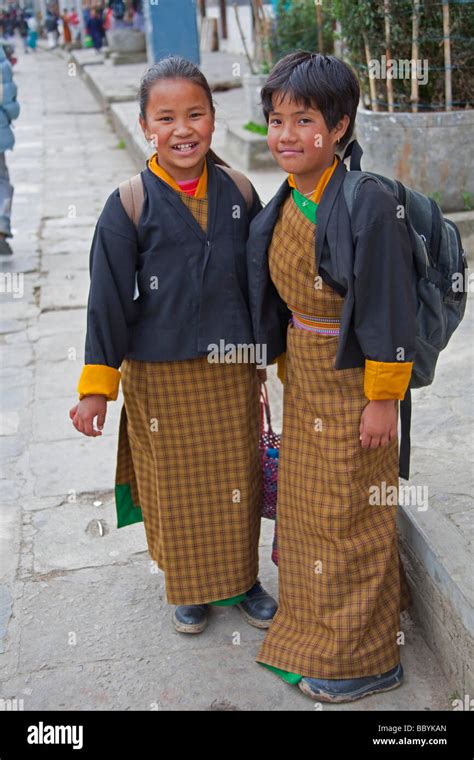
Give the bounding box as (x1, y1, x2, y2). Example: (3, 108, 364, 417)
(291, 311, 341, 335)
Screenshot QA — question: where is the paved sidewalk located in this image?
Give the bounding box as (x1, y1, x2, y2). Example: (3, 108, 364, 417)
(72, 45, 474, 695)
(0, 47, 461, 711)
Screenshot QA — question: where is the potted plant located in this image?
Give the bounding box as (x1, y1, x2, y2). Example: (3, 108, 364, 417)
(332, 0, 474, 212)
(241, 0, 335, 129)
(233, 0, 274, 128)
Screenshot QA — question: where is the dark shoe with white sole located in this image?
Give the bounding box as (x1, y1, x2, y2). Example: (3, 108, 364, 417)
(173, 604, 209, 634)
(299, 663, 404, 703)
(237, 581, 278, 629)
(0, 238, 13, 255)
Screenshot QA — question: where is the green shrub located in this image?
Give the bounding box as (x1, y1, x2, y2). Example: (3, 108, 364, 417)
(332, 0, 474, 111)
(270, 0, 335, 61)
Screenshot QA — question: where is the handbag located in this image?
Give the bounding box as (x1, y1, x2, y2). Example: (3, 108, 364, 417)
(259, 384, 280, 566)
(259, 382, 280, 520)
(258, 384, 279, 564)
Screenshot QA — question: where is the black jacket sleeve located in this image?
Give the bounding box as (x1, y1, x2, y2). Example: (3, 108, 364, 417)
(248, 183, 264, 223)
(351, 180, 417, 399)
(77, 189, 139, 400)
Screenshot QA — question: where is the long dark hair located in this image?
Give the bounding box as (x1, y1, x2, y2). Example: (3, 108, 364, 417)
(139, 56, 229, 167)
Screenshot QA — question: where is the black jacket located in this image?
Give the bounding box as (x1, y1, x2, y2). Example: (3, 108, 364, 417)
(83, 158, 263, 371)
(247, 158, 417, 371)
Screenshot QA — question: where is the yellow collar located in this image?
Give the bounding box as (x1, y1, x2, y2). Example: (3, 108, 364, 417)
(147, 152, 208, 199)
(288, 155, 339, 204)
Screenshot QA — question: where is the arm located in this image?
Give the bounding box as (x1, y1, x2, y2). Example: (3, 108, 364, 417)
(248, 184, 266, 385)
(77, 189, 139, 401)
(71, 191, 138, 437)
(246, 211, 290, 382)
(1, 77, 20, 122)
(352, 182, 417, 447)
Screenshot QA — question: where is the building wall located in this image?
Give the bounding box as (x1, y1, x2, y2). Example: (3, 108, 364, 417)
(202, 2, 274, 57)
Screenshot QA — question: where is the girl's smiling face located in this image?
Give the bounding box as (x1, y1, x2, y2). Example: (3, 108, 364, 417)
(267, 92, 349, 192)
(139, 78, 215, 181)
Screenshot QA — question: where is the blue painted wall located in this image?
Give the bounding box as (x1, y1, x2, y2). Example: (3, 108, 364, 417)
(144, 0, 200, 65)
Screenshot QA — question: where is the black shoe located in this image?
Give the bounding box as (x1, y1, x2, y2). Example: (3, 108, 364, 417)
(237, 581, 278, 629)
(173, 604, 209, 634)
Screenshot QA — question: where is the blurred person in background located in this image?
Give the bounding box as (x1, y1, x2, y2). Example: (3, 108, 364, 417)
(61, 8, 72, 50)
(26, 12, 38, 52)
(68, 7, 81, 46)
(19, 9, 29, 53)
(45, 7, 59, 48)
(86, 6, 105, 53)
(0, 43, 20, 255)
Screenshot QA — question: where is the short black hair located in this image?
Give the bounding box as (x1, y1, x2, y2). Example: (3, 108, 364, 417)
(261, 51, 360, 148)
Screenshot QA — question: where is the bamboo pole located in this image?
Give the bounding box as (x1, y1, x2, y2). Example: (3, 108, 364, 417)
(384, 0, 394, 112)
(411, 0, 420, 112)
(233, 2, 256, 74)
(257, 0, 273, 66)
(442, 0, 453, 111)
(219, 0, 227, 39)
(250, 0, 263, 68)
(316, 2, 324, 53)
(363, 34, 378, 112)
(251, 0, 273, 69)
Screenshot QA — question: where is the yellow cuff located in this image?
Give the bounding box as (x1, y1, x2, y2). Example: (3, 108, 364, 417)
(364, 359, 413, 400)
(77, 364, 121, 401)
(268, 353, 286, 384)
(277, 352, 286, 384)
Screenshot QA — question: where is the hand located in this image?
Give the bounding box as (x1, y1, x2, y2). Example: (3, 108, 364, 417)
(69, 395, 107, 437)
(359, 399, 397, 449)
(257, 368, 267, 384)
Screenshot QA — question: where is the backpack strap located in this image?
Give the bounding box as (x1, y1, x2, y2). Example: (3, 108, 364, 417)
(217, 165, 254, 211)
(119, 173, 145, 228)
(342, 171, 384, 218)
(119, 167, 254, 225)
(399, 388, 412, 480)
(342, 139, 363, 171)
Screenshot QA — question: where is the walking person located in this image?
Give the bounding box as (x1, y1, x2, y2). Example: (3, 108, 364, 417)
(61, 9, 72, 51)
(25, 13, 38, 52)
(86, 7, 104, 53)
(19, 10, 29, 53)
(0, 44, 20, 256)
(247, 51, 416, 702)
(69, 57, 277, 634)
(68, 8, 81, 47)
(45, 8, 59, 49)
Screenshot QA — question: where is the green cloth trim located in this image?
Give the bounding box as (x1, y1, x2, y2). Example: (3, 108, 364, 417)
(292, 189, 318, 225)
(209, 592, 247, 606)
(115, 483, 143, 528)
(259, 662, 303, 684)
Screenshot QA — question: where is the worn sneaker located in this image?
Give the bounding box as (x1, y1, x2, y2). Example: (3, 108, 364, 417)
(299, 663, 404, 703)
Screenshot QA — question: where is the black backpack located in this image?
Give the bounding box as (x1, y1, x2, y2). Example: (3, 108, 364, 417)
(342, 140, 468, 479)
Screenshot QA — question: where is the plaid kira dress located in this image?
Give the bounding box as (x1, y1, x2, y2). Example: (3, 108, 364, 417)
(256, 187, 411, 679)
(116, 190, 262, 606)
